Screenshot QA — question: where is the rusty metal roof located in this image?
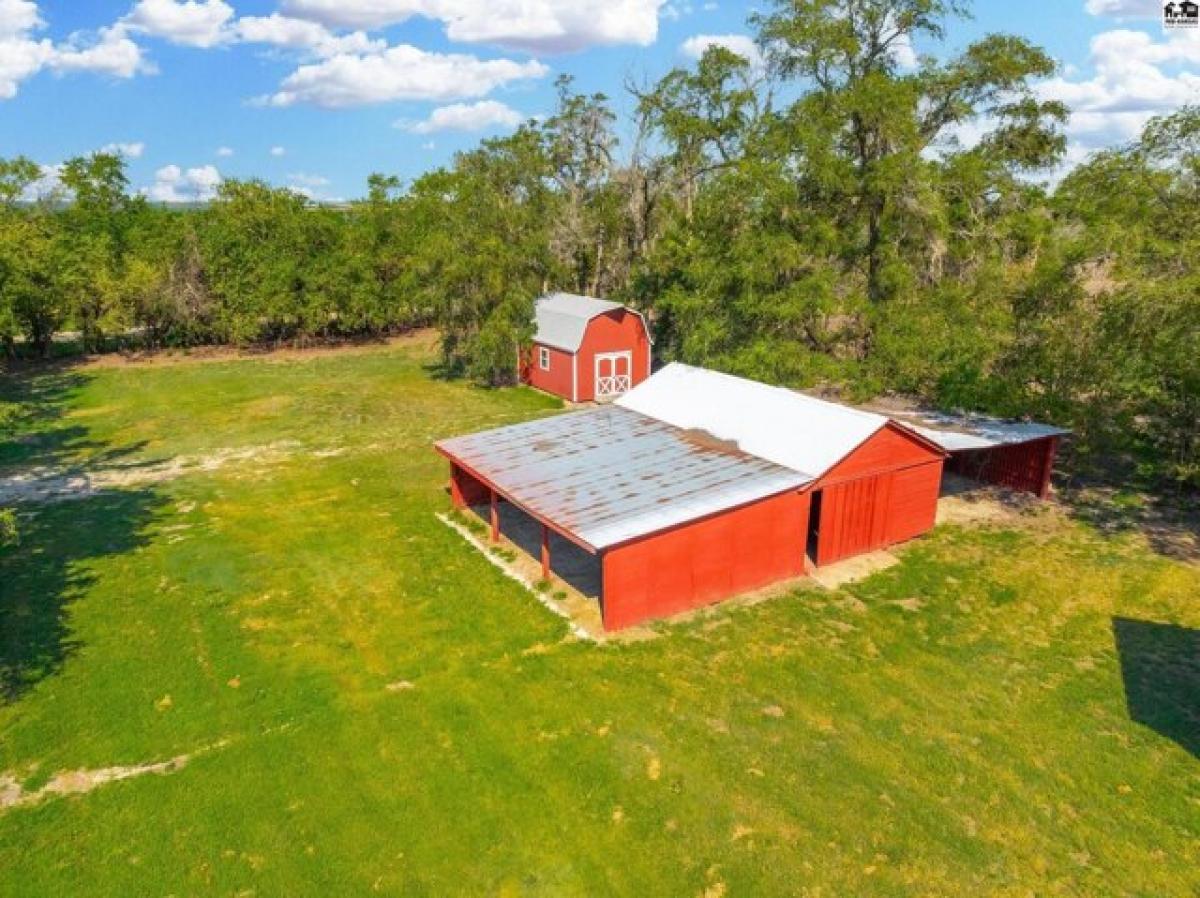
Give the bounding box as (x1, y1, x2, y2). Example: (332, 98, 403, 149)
(435, 405, 812, 550)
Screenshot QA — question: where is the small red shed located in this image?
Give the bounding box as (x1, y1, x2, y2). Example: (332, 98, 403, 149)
(521, 293, 652, 403)
(437, 364, 949, 631)
(880, 409, 1069, 498)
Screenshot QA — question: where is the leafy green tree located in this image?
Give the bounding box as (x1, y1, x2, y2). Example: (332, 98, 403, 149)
(0, 158, 65, 358)
(57, 153, 143, 352)
(408, 127, 558, 383)
(756, 0, 1065, 305)
(1011, 106, 1200, 485)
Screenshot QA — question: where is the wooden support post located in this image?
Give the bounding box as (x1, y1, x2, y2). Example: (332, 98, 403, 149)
(540, 524, 551, 580)
(1038, 436, 1059, 500)
(490, 490, 499, 542)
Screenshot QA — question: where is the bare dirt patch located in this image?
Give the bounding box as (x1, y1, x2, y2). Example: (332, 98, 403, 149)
(0, 738, 229, 813)
(0, 441, 352, 505)
(935, 474, 1040, 527)
(808, 550, 899, 590)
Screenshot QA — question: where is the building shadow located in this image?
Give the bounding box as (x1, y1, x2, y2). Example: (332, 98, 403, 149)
(1111, 616, 1200, 759)
(463, 500, 602, 598)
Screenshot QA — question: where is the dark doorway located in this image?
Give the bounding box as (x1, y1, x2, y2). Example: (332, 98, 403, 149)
(807, 490, 823, 566)
(1112, 617, 1200, 759)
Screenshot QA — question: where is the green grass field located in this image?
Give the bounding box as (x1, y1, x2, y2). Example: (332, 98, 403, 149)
(1, 337, 1197, 896)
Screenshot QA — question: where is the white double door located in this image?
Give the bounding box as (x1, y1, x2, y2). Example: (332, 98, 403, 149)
(594, 351, 632, 399)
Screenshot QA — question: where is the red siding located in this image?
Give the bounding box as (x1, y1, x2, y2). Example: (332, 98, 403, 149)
(812, 424, 945, 566)
(947, 436, 1059, 497)
(449, 463, 490, 508)
(822, 423, 941, 483)
(575, 310, 652, 403)
(601, 490, 809, 630)
(525, 343, 576, 401)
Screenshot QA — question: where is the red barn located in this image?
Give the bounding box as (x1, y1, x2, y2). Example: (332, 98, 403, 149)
(437, 364, 949, 630)
(521, 293, 652, 403)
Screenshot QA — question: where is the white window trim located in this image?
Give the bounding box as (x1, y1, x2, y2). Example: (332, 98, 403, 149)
(538, 346, 551, 371)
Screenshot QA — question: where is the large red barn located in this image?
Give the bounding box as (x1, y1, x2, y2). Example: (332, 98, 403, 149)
(437, 364, 951, 630)
(521, 293, 652, 403)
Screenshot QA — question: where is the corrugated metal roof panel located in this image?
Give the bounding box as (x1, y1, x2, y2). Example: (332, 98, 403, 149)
(435, 405, 812, 550)
(616, 363, 888, 479)
(533, 292, 624, 352)
(902, 413, 1070, 451)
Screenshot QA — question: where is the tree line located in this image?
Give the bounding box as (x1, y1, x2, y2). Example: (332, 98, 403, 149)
(0, 0, 1195, 488)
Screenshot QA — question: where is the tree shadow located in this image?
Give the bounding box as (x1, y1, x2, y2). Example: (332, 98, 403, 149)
(1059, 484, 1199, 562)
(1111, 616, 1200, 759)
(422, 358, 466, 382)
(0, 488, 166, 703)
(0, 363, 97, 470)
(3, 361, 170, 703)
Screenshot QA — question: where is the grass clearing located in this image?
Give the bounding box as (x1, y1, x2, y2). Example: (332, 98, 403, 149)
(1, 336, 1197, 896)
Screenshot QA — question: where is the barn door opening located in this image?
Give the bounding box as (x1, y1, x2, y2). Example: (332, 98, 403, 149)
(807, 490, 823, 566)
(595, 351, 632, 400)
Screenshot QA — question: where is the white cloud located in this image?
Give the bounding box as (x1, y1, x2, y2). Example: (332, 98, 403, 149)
(234, 14, 383, 58)
(402, 99, 523, 133)
(662, 1, 694, 22)
(1085, 0, 1160, 17)
(0, 34, 54, 98)
(216, 145, 233, 157)
(262, 44, 548, 108)
(679, 33, 760, 66)
(270, 145, 286, 156)
(421, 140, 435, 149)
(144, 163, 222, 202)
(890, 31, 918, 70)
(123, 0, 234, 49)
(1039, 28, 1200, 149)
(287, 171, 329, 186)
(99, 141, 146, 158)
(0, 7, 152, 100)
(0, 0, 42, 38)
(22, 162, 63, 200)
(50, 25, 150, 79)
(280, 0, 665, 53)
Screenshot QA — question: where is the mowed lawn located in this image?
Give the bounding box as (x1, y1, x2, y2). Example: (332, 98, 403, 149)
(1, 337, 1197, 897)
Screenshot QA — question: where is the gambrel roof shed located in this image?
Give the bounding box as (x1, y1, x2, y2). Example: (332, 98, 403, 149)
(533, 293, 628, 352)
(524, 293, 654, 403)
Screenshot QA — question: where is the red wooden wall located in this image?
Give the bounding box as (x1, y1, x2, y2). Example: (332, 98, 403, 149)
(811, 424, 944, 567)
(574, 310, 652, 403)
(601, 489, 810, 630)
(946, 436, 1058, 497)
(523, 343, 576, 401)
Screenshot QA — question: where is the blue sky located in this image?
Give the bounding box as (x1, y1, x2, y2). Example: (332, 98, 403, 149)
(1, 0, 1196, 201)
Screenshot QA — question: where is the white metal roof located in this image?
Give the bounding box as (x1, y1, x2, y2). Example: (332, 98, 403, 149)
(893, 411, 1070, 452)
(435, 405, 811, 550)
(533, 292, 625, 353)
(617, 363, 889, 479)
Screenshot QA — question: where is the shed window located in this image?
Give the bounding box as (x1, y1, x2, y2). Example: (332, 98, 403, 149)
(538, 347, 551, 371)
